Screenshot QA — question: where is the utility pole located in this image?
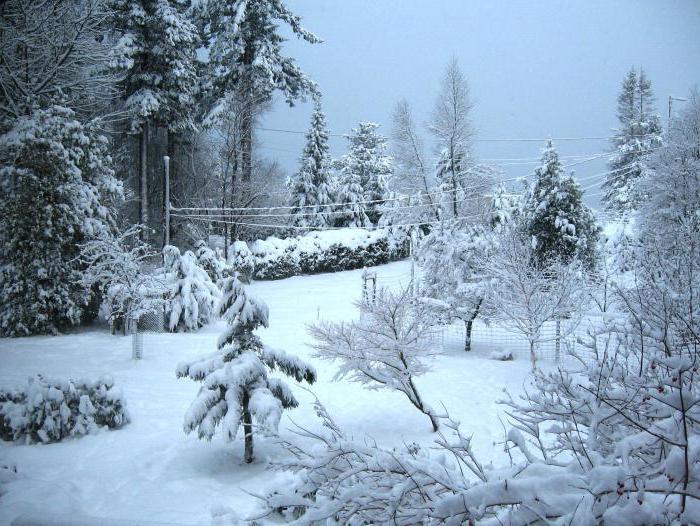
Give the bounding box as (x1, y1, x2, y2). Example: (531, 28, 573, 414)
(163, 155, 170, 248)
(668, 95, 688, 132)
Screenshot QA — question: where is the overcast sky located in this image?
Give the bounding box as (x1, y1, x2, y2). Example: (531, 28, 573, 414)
(258, 0, 700, 210)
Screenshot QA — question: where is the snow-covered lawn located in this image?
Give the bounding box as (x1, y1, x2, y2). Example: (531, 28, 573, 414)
(0, 261, 536, 525)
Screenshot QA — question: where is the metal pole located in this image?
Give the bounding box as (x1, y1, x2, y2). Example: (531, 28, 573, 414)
(163, 155, 170, 248)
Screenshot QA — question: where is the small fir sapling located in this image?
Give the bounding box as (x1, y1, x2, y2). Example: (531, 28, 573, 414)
(162, 245, 219, 332)
(177, 273, 316, 463)
(194, 239, 225, 283)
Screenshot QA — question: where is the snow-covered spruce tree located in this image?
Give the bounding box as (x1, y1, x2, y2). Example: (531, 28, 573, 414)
(108, 0, 199, 231)
(524, 140, 599, 270)
(334, 162, 371, 228)
(418, 222, 492, 352)
(602, 68, 663, 216)
(194, 240, 225, 284)
(335, 122, 392, 226)
(195, 0, 320, 183)
(177, 274, 316, 463)
(0, 106, 122, 336)
(310, 287, 440, 431)
(162, 246, 219, 332)
(289, 96, 334, 228)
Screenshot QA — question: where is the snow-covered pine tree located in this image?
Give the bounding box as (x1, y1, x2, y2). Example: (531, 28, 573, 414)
(0, 106, 123, 336)
(289, 96, 334, 228)
(108, 0, 199, 231)
(194, 240, 225, 284)
(602, 67, 663, 215)
(162, 246, 219, 332)
(524, 140, 599, 270)
(336, 122, 392, 226)
(177, 274, 316, 463)
(334, 163, 371, 228)
(195, 0, 320, 183)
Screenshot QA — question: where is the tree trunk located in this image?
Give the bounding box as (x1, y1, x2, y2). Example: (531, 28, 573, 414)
(240, 41, 254, 184)
(242, 393, 254, 463)
(529, 340, 537, 370)
(139, 124, 149, 241)
(408, 377, 439, 432)
(464, 300, 482, 352)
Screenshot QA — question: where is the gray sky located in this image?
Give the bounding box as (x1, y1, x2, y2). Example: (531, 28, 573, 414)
(258, 0, 700, 210)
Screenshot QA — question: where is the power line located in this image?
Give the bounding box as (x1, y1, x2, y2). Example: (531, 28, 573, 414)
(255, 125, 617, 143)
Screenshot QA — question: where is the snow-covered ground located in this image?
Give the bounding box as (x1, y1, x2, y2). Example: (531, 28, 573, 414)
(0, 261, 538, 525)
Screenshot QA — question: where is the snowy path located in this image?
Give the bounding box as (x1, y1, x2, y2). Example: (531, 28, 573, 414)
(0, 261, 536, 525)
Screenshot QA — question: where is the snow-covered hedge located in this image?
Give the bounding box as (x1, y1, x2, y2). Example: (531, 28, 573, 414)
(0, 375, 129, 444)
(249, 228, 408, 280)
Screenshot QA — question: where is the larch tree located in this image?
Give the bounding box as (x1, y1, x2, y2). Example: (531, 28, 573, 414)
(108, 0, 199, 238)
(289, 95, 334, 228)
(390, 99, 437, 221)
(336, 122, 392, 226)
(177, 273, 316, 463)
(429, 59, 474, 219)
(601, 67, 663, 215)
(195, 0, 320, 184)
(524, 140, 599, 270)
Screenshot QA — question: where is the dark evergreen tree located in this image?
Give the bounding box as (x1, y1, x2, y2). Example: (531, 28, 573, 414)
(108, 0, 199, 234)
(195, 0, 320, 183)
(525, 140, 599, 270)
(0, 106, 122, 336)
(177, 274, 316, 463)
(602, 67, 663, 215)
(289, 96, 333, 228)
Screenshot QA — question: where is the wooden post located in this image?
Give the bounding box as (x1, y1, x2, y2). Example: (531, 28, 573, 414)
(163, 155, 170, 248)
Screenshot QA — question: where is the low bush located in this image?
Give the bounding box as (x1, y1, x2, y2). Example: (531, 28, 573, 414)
(0, 375, 129, 444)
(250, 228, 408, 281)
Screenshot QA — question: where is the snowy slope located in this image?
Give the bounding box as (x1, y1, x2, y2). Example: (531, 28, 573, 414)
(0, 260, 536, 525)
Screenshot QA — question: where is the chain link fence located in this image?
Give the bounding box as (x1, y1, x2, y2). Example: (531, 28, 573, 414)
(130, 307, 166, 360)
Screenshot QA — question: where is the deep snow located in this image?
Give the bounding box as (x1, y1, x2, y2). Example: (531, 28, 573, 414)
(0, 261, 537, 525)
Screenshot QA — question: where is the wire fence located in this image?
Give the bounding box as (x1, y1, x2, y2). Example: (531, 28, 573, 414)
(436, 317, 598, 367)
(131, 307, 166, 360)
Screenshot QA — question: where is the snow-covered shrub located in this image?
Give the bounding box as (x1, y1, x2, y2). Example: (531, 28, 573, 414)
(489, 348, 513, 361)
(310, 286, 440, 431)
(177, 274, 316, 463)
(194, 240, 225, 283)
(79, 225, 165, 334)
(229, 240, 255, 281)
(161, 245, 219, 332)
(251, 228, 408, 280)
(0, 375, 128, 444)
